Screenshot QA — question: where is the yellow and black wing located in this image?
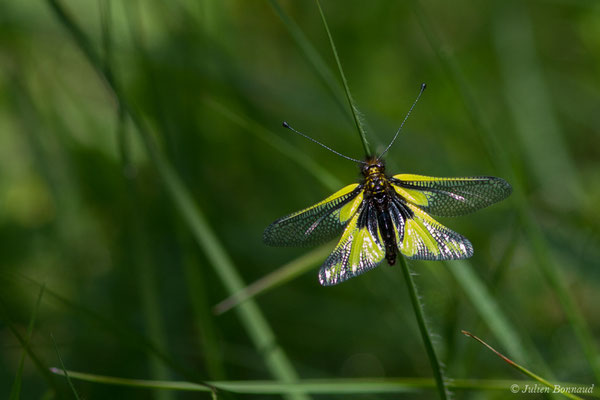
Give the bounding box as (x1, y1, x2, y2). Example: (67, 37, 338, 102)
(264, 184, 364, 247)
(390, 174, 512, 216)
(391, 196, 474, 260)
(318, 202, 387, 286)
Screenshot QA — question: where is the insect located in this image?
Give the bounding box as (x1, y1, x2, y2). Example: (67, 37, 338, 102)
(264, 85, 512, 286)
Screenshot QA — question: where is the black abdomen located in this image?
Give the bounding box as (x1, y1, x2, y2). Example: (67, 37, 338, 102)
(376, 205, 397, 266)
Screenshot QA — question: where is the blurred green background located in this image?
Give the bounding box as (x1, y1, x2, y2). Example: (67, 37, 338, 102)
(1, 0, 599, 398)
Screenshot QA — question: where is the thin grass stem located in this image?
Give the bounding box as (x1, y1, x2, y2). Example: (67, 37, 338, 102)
(267, 0, 350, 123)
(315, 0, 371, 157)
(448, 260, 526, 362)
(0, 299, 59, 393)
(204, 97, 342, 190)
(11, 274, 199, 382)
(9, 285, 45, 400)
(51, 368, 600, 396)
(462, 331, 587, 400)
(398, 256, 449, 400)
(214, 244, 332, 315)
(51, 334, 81, 399)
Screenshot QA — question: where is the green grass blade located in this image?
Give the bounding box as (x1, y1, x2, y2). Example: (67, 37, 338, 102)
(491, 3, 584, 207)
(44, 2, 310, 398)
(50, 368, 600, 396)
(0, 298, 60, 394)
(181, 243, 227, 380)
(448, 259, 555, 379)
(214, 244, 332, 315)
(8, 273, 201, 382)
(51, 334, 81, 399)
(522, 216, 600, 382)
(267, 0, 351, 123)
(315, 0, 371, 157)
(50, 368, 212, 392)
(9, 285, 45, 400)
(412, 2, 507, 172)
(100, 5, 174, 397)
(145, 148, 309, 400)
(413, 0, 600, 382)
(121, 4, 225, 381)
(99, 0, 112, 70)
(399, 256, 449, 400)
(204, 97, 342, 190)
(462, 331, 589, 400)
(448, 260, 526, 362)
(136, 243, 174, 400)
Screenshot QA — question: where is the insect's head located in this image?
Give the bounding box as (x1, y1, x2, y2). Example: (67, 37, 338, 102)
(361, 158, 385, 177)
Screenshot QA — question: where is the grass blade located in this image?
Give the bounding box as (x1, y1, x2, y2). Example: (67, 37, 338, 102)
(267, 0, 351, 123)
(51, 334, 81, 399)
(491, 2, 584, 208)
(462, 331, 590, 400)
(448, 259, 555, 379)
(448, 260, 526, 362)
(100, 3, 174, 399)
(144, 147, 309, 400)
(214, 244, 332, 315)
(204, 97, 342, 191)
(7, 273, 201, 382)
(315, 0, 371, 157)
(9, 285, 45, 400)
(50, 368, 212, 393)
(181, 242, 227, 380)
(399, 256, 449, 400)
(44, 1, 310, 398)
(121, 2, 226, 382)
(51, 368, 600, 396)
(0, 298, 60, 394)
(135, 238, 174, 400)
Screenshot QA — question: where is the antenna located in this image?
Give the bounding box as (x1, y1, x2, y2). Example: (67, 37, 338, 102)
(282, 122, 366, 164)
(378, 83, 427, 159)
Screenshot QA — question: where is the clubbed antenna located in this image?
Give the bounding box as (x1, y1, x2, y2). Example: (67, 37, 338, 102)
(378, 83, 427, 159)
(282, 122, 366, 164)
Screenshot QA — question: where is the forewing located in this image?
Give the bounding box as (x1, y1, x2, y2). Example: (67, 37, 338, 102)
(391, 174, 512, 217)
(398, 200, 473, 260)
(264, 184, 363, 247)
(319, 203, 386, 286)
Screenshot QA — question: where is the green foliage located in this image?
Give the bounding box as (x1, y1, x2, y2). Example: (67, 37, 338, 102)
(1, 0, 599, 399)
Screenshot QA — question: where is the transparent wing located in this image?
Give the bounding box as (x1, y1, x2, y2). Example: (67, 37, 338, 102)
(396, 199, 473, 260)
(391, 174, 512, 217)
(318, 203, 386, 286)
(263, 184, 363, 247)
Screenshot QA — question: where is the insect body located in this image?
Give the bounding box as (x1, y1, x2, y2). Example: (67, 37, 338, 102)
(264, 84, 512, 286)
(264, 157, 511, 286)
(362, 159, 400, 266)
